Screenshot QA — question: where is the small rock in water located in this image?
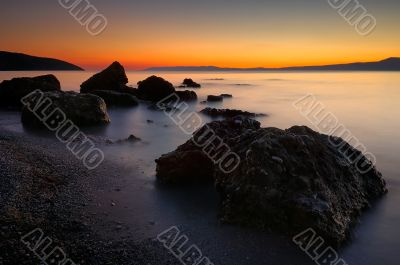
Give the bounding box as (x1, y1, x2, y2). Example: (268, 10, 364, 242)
(182, 78, 201, 88)
(207, 95, 223, 102)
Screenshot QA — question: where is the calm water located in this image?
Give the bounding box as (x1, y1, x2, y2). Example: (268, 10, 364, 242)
(1, 71, 399, 265)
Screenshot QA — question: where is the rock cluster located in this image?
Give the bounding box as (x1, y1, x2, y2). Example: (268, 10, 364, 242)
(155, 117, 387, 245)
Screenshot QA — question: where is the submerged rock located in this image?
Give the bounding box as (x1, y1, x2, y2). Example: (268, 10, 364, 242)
(115, 134, 141, 143)
(182, 78, 201, 88)
(200, 107, 266, 118)
(90, 90, 139, 107)
(80, 61, 129, 93)
(0, 75, 61, 109)
(207, 95, 223, 102)
(21, 91, 110, 129)
(155, 118, 387, 245)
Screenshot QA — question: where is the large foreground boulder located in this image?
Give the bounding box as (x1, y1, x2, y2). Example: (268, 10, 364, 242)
(0, 75, 61, 109)
(21, 91, 110, 129)
(156, 117, 387, 245)
(90, 90, 139, 107)
(80, 62, 129, 93)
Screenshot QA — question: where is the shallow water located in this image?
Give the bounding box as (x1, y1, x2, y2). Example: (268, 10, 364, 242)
(1, 71, 399, 265)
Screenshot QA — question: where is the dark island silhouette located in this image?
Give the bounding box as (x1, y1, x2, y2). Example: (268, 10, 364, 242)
(0, 51, 83, 71)
(146, 57, 400, 72)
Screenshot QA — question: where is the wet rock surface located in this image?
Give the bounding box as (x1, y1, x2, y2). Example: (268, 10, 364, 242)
(21, 91, 110, 129)
(0, 75, 61, 109)
(156, 117, 387, 245)
(80, 61, 129, 93)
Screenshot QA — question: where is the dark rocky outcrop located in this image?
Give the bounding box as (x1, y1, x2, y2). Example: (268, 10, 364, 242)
(156, 150, 215, 185)
(182, 78, 201, 88)
(137, 76, 175, 102)
(156, 116, 261, 185)
(176, 90, 198, 101)
(207, 95, 223, 102)
(0, 75, 61, 109)
(200, 107, 266, 118)
(21, 91, 110, 129)
(220, 94, 233, 98)
(137, 76, 198, 102)
(90, 90, 139, 107)
(155, 117, 387, 245)
(80, 62, 129, 93)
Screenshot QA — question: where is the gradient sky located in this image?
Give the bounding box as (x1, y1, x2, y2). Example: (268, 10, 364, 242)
(1, 0, 399, 69)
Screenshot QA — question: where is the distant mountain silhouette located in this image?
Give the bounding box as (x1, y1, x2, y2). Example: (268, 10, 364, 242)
(0, 51, 83, 71)
(145, 58, 400, 71)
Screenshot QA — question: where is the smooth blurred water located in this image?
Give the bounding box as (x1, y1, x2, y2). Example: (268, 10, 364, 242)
(1, 71, 399, 265)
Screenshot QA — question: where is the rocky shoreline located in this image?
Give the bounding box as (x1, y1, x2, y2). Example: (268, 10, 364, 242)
(0, 127, 180, 265)
(0, 61, 389, 261)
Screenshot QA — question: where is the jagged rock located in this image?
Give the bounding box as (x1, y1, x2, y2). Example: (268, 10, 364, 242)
(207, 95, 223, 102)
(0, 75, 61, 109)
(90, 90, 139, 107)
(182, 78, 201, 88)
(21, 91, 110, 129)
(155, 118, 387, 245)
(80, 62, 128, 93)
(176, 90, 198, 101)
(200, 107, 266, 118)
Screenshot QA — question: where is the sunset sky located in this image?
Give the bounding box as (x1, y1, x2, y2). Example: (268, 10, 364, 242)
(1, 0, 399, 70)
